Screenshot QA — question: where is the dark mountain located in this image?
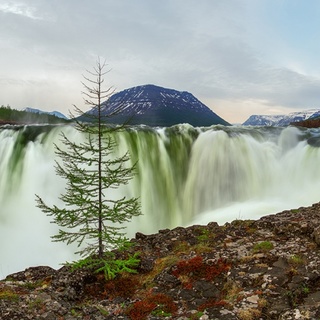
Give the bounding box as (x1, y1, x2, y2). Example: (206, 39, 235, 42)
(84, 84, 230, 127)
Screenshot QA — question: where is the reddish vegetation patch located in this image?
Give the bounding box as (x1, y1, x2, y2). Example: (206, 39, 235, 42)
(172, 255, 231, 282)
(172, 255, 203, 278)
(103, 276, 139, 298)
(126, 293, 178, 320)
(84, 274, 140, 299)
(127, 300, 156, 320)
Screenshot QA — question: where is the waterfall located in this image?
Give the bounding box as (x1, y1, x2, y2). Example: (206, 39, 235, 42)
(1, 124, 320, 278)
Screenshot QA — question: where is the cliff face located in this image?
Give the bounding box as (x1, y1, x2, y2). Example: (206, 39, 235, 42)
(2, 203, 320, 319)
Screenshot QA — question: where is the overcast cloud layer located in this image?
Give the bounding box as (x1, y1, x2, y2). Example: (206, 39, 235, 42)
(1, 0, 320, 123)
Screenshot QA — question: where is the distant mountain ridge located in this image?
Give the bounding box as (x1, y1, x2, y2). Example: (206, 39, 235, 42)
(24, 107, 68, 120)
(86, 84, 230, 127)
(242, 109, 320, 126)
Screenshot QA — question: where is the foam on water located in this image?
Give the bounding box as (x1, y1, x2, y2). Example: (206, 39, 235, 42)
(1, 124, 320, 278)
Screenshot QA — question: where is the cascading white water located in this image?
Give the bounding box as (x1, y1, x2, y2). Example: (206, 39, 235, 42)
(1, 124, 320, 278)
(186, 126, 320, 225)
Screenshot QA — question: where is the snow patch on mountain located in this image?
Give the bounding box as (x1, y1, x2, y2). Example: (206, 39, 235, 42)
(242, 109, 320, 126)
(87, 84, 230, 127)
(99, 85, 213, 115)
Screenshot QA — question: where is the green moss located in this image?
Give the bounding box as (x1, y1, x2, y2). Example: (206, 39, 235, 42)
(96, 306, 109, 316)
(151, 309, 172, 317)
(172, 241, 191, 253)
(0, 289, 19, 301)
(191, 242, 213, 254)
(286, 283, 310, 308)
(189, 311, 204, 319)
(253, 241, 274, 253)
(196, 228, 213, 242)
(22, 280, 45, 290)
(289, 254, 305, 265)
(28, 297, 44, 310)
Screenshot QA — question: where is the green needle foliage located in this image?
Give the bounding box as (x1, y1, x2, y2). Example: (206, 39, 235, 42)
(36, 59, 141, 278)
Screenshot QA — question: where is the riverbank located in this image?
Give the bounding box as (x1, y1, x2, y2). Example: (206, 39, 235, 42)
(1, 203, 320, 319)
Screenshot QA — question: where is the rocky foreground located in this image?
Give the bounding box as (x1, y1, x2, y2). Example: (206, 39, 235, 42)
(2, 204, 320, 319)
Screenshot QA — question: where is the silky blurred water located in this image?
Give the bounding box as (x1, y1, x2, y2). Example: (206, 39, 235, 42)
(1, 124, 320, 278)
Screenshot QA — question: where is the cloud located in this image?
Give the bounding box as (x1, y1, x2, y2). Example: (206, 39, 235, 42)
(0, 1, 43, 20)
(0, 0, 320, 123)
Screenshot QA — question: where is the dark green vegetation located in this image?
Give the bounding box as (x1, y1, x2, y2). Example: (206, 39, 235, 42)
(36, 60, 142, 279)
(0, 105, 69, 125)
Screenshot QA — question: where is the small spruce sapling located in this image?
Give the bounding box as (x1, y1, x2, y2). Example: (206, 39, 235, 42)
(36, 59, 141, 279)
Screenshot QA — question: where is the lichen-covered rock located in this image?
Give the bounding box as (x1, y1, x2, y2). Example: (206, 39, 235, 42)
(2, 202, 320, 319)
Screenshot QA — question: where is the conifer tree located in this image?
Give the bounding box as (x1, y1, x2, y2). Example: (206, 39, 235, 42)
(36, 59, 141, 279)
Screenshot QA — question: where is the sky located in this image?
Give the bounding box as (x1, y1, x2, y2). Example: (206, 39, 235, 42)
(1, 0, 320, 124)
